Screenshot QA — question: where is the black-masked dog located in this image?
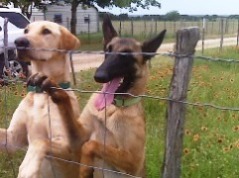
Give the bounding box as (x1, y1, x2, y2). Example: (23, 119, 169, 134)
(78, 15, 166, 178)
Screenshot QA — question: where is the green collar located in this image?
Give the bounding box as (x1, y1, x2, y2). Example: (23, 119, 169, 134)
(27, 82, 71, 93)
(113, 96, 142, 107)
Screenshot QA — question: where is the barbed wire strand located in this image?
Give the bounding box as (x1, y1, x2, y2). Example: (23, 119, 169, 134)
(3, 46, 239, 63)
(51, 87, 239, 112)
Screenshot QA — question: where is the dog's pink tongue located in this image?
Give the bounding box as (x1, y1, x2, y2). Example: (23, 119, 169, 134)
(95, 78, 121, 110)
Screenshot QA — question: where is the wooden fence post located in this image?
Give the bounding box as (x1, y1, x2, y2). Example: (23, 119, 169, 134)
(162, 27, 200, 178)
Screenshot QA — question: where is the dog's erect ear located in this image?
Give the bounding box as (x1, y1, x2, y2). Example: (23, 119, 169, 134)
(102, 14, 118, 50)
(59, 27, 80, 50)
(141, 29, 166, 61)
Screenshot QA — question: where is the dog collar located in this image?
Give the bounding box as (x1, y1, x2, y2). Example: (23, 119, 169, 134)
(113, 96, 142, 107)
(27, 82, 71, 93)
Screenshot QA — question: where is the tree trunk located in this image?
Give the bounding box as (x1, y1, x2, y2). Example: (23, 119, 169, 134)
(71, 0, 79, 35)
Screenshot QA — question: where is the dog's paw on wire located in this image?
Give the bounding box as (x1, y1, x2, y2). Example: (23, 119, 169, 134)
(42, 79, 69, 103)
(27, 73, 68, 103)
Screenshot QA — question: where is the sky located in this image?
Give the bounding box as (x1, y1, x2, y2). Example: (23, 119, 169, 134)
(98, 0, 239, 16)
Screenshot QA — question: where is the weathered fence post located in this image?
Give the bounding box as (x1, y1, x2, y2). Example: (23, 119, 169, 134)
(162, 27, 200, 178)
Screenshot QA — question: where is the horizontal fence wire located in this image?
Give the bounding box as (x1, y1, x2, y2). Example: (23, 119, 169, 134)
(51, 87, 239, 112)
(2, 47, 239, 112)
(2, 46, 239, 62)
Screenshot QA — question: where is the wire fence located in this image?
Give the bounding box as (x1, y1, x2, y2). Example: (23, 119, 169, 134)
(1, 50, 239, 177)
(1, 25, 239, 177)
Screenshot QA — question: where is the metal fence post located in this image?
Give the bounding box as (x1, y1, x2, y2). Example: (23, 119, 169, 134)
(202, 18, 206, 54)
(69, 52, 77, 85)
(162, 27, 200, 178)
(119, 20, 122, 37)
(4, 18, 10, 70)
(220, 18, 224, 52)
(131, 19, 134, 36)
(237, 19, 239, 47)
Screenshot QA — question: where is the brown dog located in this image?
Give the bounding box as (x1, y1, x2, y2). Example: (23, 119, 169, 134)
(0, 21, 85, 178)
(78, 16, 166, 178)
(23, 17, 166, 178)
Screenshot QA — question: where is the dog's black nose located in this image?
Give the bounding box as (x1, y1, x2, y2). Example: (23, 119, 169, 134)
(15, 37, 30, 48)
(94, 70, 110, 83)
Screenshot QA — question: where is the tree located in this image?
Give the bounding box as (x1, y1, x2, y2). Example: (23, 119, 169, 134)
(165, 11, 180, 21)
(2, 0, 51, 19)
(3, 0, 161, 34)
(66, 0, 161, 34)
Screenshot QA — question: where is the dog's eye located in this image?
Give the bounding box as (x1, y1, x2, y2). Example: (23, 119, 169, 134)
(42, 28, 51, 35)
(24, 29, 29, 34)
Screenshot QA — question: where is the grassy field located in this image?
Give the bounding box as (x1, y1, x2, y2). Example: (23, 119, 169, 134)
(87, 19, 239, 44)
(1, 46, 239, 177)
(79, 19, 239, 51)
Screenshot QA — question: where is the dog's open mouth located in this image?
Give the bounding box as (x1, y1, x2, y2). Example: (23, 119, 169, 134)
(94, 77, 123, 110)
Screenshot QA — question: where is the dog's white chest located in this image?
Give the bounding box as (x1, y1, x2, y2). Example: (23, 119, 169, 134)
(27, 94, 68, 141)
(33, 94, 47, 111)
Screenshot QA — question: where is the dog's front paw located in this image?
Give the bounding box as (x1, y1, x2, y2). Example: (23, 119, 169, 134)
(27, 73, 68, 103)
(27, 73, 57, 93)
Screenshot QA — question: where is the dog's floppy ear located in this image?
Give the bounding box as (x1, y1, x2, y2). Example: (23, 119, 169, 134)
(141, 29, 166, 61)
(102, 14, 118, 50)
(59, 27, 80, 50)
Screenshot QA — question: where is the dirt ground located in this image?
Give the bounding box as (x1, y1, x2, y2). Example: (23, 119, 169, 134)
(71, 37, 238, 72)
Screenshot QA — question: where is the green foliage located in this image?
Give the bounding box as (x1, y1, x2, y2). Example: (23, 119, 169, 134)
(165, 10, 181, 21)
(2, 0, 44, 19)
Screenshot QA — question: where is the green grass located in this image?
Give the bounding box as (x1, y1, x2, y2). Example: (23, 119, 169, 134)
(1, 47, 239, 177)
(78, 18, 239, 51)
(77, 30, 175, 51)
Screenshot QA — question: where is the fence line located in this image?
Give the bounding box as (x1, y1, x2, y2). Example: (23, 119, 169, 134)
(2, 85, 239, 178)
(3, 46, 239, 62)
(2, 27, 239, 177)
(2, 68, 239, 177)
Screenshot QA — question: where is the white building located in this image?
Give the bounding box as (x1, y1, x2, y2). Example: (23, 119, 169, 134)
(31, 3, 99, 34)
